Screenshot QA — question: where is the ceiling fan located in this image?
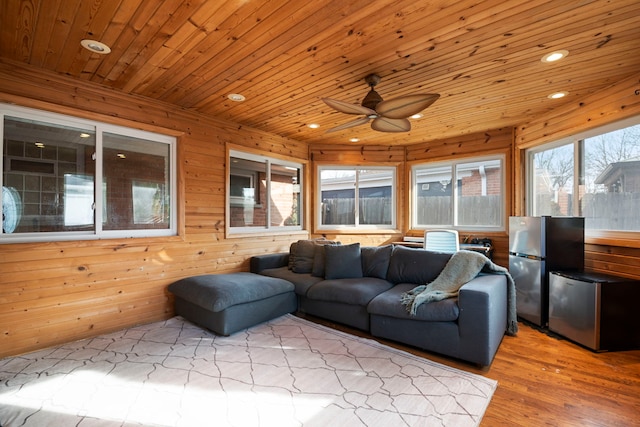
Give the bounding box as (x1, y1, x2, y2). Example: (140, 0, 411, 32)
(322, 74, 439, 133)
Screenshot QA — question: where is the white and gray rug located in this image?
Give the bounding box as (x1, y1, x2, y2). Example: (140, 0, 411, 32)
(0, 315, 496, 427)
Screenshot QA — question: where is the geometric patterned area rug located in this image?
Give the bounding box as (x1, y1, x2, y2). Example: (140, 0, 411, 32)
(0, 314, 496, 427)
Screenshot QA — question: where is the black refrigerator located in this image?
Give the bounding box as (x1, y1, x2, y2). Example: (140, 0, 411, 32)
(508, 216, 584, 327)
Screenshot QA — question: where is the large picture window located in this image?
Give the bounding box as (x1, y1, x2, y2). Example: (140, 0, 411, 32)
(528, 118, 640, 232)
(411, 156, 505, 230)
(317, 167, 396, 230)
(1, 105, 176, 242)
(227, 150, 302, 234)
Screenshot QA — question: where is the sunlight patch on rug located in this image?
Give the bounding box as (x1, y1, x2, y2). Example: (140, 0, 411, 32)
(0, 314, 496, 426)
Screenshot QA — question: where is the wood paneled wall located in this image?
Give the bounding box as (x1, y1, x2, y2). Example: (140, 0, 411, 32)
(515, 74, 640, 279)
(1, 59, 638, 358)
(0, 59, 310, 358)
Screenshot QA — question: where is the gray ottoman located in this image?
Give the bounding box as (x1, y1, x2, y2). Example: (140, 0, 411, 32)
(168, 272, 296, 335)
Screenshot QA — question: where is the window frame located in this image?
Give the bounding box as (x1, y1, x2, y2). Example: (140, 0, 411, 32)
(525, 115, 640, 239)
(315, 165, 398, 232)
(1, 104, 177, 243)
(410, 154, 506, 232)
(226, 149, 303, 236)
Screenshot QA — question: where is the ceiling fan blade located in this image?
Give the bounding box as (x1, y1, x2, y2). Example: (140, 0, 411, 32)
(371, 117, 411, 132)
(375, 94, 440, 119)
(322, 98, 376, 116)
(326, 116, 371, 133)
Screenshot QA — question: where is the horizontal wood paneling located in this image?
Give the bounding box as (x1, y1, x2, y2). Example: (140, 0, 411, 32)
(1, 1, 639, 147)
(0, 61, 310, 358)
(1, 55, 639, 358)
(515, 75, 640, 149)
(406, 128, 514, 162)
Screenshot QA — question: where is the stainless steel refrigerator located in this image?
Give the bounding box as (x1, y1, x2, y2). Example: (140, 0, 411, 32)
(508, 216, 584, 327)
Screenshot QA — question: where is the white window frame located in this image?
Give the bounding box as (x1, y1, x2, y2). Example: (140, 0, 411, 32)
(226, 149, 303, 235)
(0, 104, 177, 243)
(411, 155, 506, 231)
(316, 166, 397, 232)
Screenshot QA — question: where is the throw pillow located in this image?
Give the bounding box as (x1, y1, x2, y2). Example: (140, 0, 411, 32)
(292, 239, 318, 273)
(361, 244, 393, 279)
(324, 243, 363, 279)
(288, 241, 299, 270)
(311, 240, 340, 277)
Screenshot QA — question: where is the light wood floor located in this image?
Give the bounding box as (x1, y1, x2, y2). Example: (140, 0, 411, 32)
(297, 314, 640, 427)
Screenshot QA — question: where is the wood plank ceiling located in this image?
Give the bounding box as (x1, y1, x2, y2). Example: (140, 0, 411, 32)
(1, 0, 639, 146)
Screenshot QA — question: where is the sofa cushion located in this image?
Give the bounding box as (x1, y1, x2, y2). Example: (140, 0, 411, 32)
(386, 245, 452, 285)
(311, 241, 340, 277)
(287, 241, 298, 270)
(361, 245, 393, 279)
(168, 272, 294, 313)
(306, 277, 393, 306)
(324, 243, 363, 279)
(367, 283, 460, 322)
(259, 266, 323, 296)
(292, 239, 317, 273)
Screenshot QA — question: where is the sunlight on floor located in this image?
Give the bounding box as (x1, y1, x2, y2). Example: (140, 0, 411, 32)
(0, 369, 332, 426)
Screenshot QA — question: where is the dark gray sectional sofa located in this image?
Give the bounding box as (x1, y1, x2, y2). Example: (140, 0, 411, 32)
(250, 240, 514, 366)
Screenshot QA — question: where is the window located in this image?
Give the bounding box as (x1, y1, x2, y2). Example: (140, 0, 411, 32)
(412, 156, 505, 230)
(317, 167, 396, 230)
(227, 150, 302, 234)
(528, 118, 640, 232)
(1, 105, 176, 242)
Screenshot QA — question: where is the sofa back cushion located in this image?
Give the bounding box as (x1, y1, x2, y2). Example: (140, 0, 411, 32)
(291, 238, 339, 274)
(291, 239, 317, 273)
(361, 245, 393, 279)
(311, 241, 341, 277)
(386, 245, 452, 285)
(324, 243, 363, 279)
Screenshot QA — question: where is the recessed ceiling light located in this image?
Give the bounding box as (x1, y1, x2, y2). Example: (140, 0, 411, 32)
(411, 114, 423, 119)
(308, 123, 320, 129)
(541, 50, 569, 63)
(349, 137, 360, 143)
(81, 39, 111, 54)
(34, 142, 45, 148)
(80, 133, 91, 138)
(117, 153, 126, 159)
(548, 91, 568, 99)
(227, 93, 246, 102)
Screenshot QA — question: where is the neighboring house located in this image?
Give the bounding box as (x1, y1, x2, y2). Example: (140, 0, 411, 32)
(594, 160, 640, 193)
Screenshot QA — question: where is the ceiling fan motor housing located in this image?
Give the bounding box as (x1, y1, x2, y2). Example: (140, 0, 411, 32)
(362, 74, 383, 109)
(362, 89, 383, 110)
